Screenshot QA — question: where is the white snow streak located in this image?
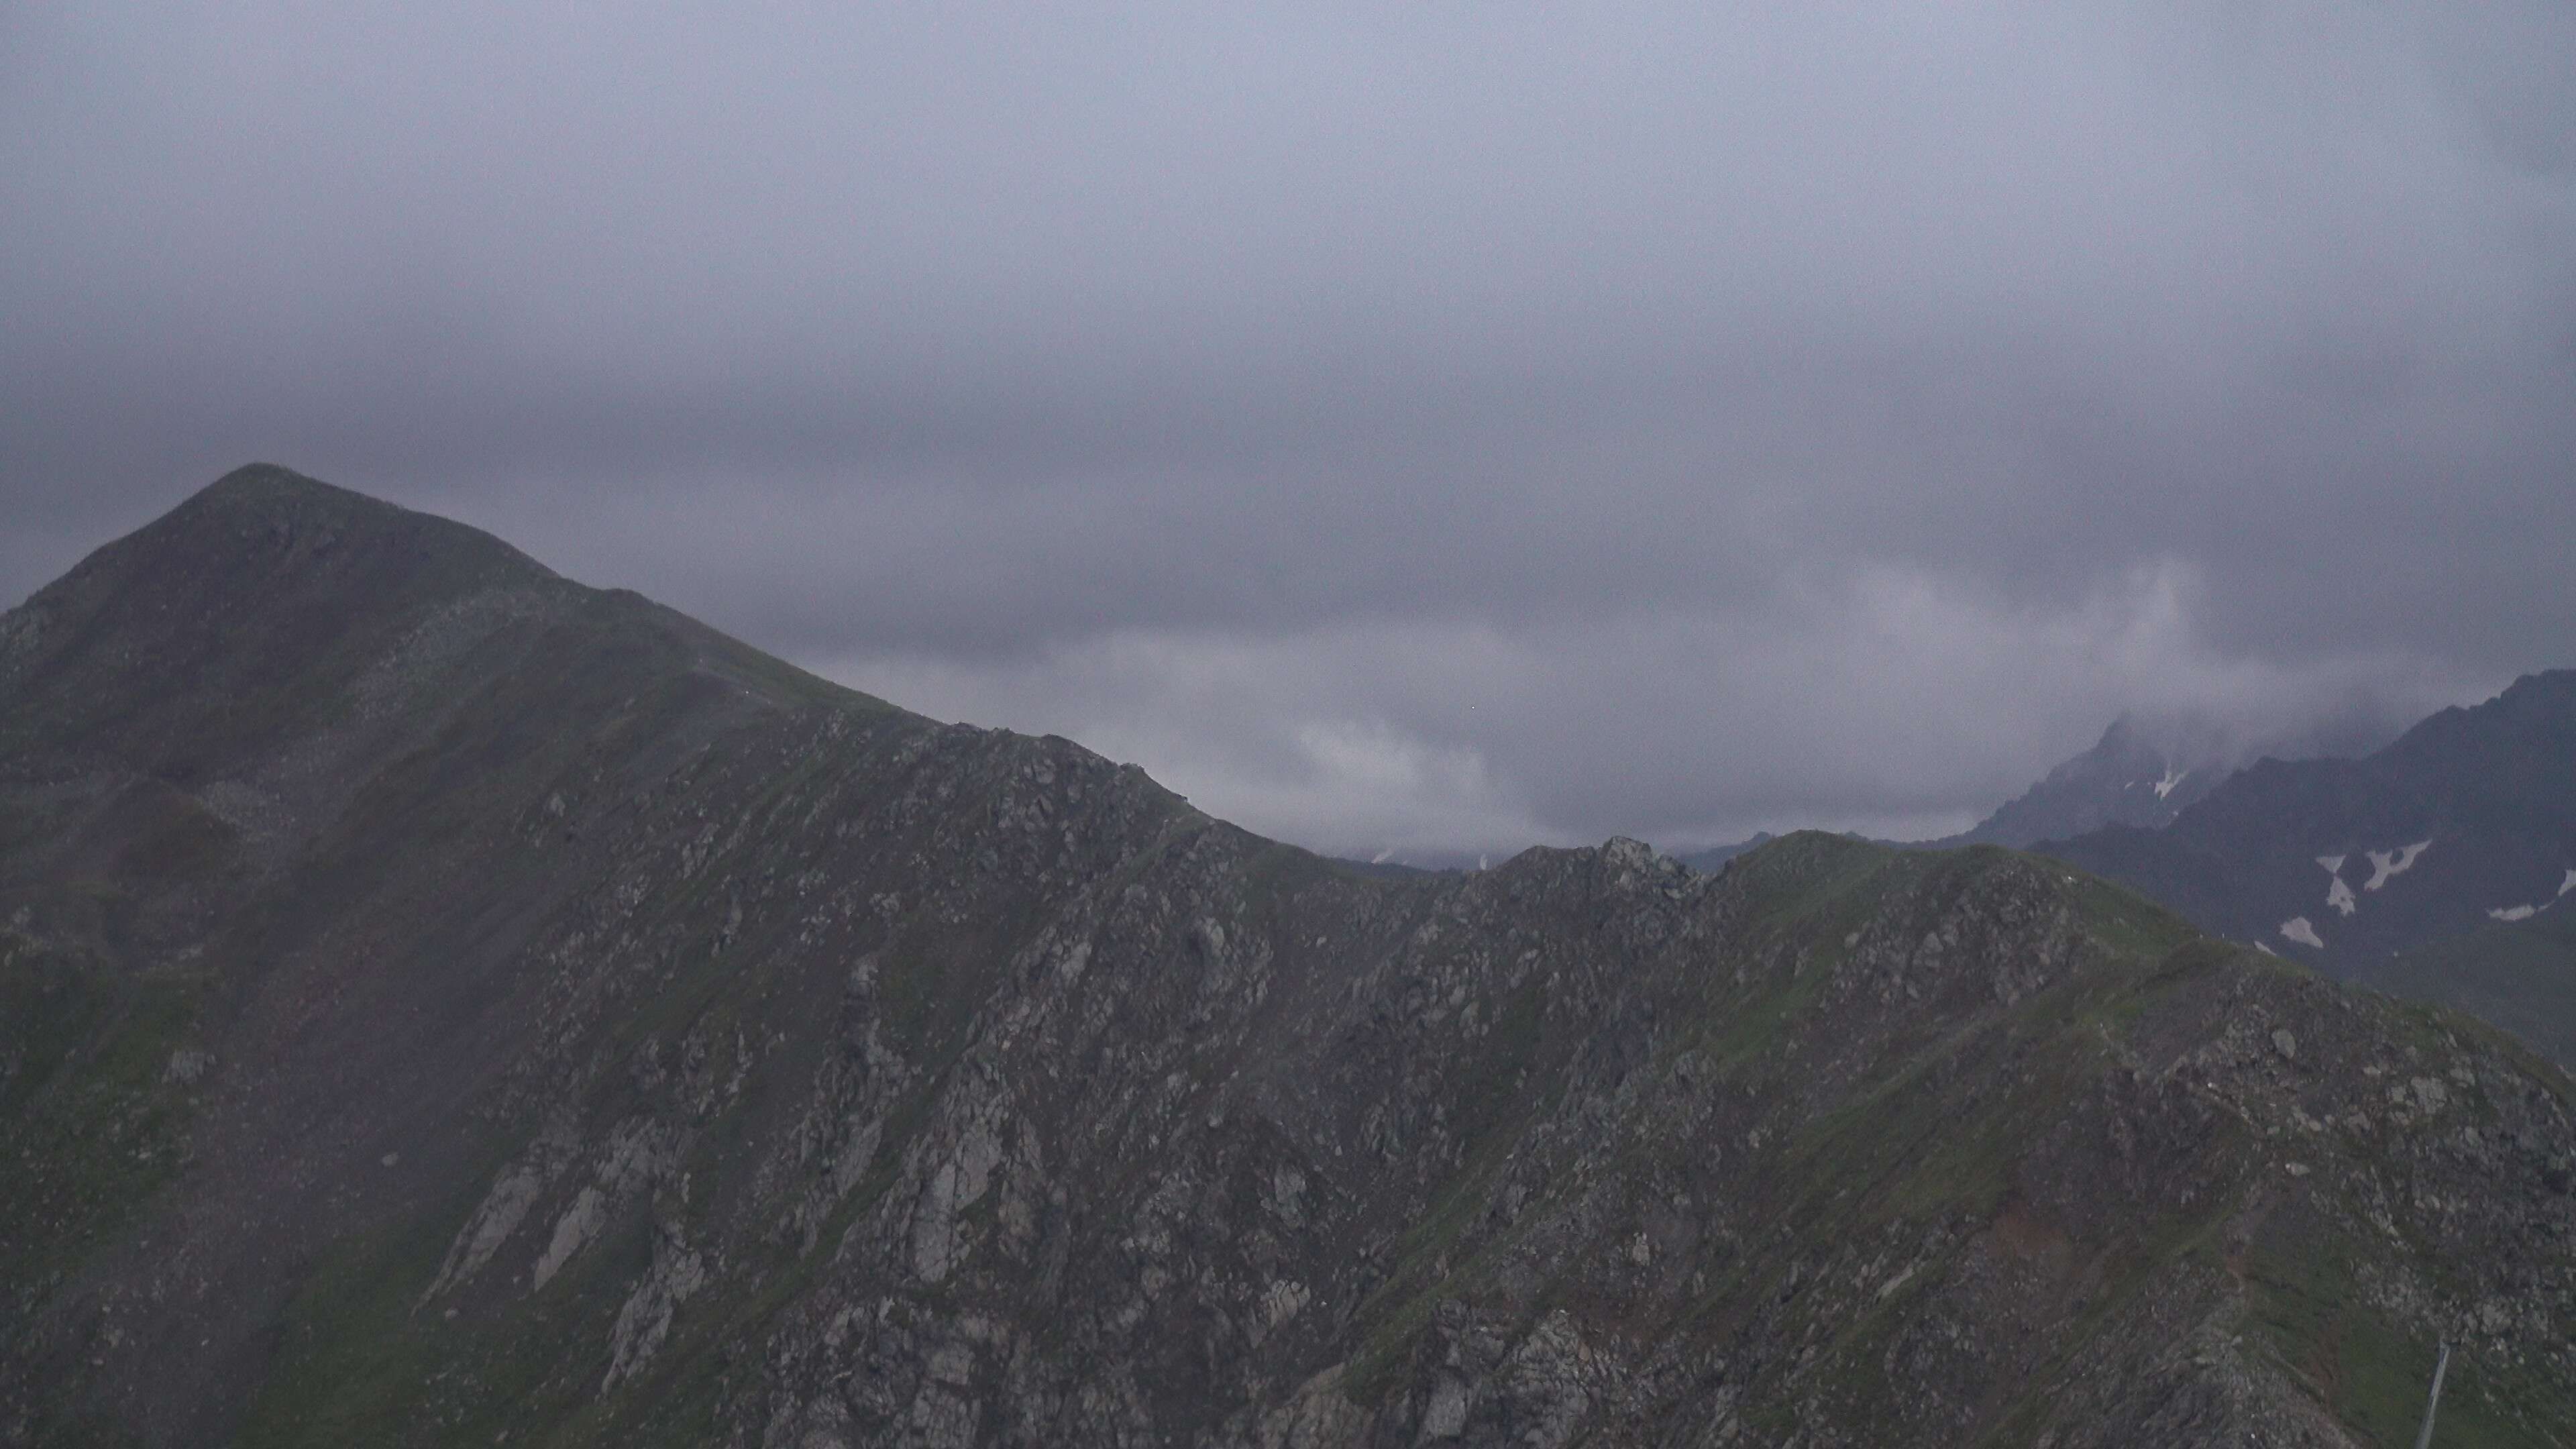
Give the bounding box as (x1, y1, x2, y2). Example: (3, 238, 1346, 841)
(2363, 840, 2430, 891)
(2153, 766, 2189, 800)
(2316, 855, 2347, 875)
(2327, 875, 2357, 917)
(2279, 916, 2325, 949)
(2481, 867, 2574, 924)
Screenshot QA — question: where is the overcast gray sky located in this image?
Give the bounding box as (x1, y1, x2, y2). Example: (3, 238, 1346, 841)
(6, 3, 2572, 856)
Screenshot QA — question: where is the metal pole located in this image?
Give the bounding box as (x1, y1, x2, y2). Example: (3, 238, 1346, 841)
(2413, 1341, 2452, 1449)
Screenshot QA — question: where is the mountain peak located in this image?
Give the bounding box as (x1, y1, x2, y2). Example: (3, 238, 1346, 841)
(152, 462, 553, 584)
(193, 460, 376, 508)
(2046, 667, 2576, 976)
(8, 465, 557, 648)
(1947, 714, 2196, 848)
(1, 466, 562, 777)
(2487, 665, 2576, 715)
(153, 463, 453, 557)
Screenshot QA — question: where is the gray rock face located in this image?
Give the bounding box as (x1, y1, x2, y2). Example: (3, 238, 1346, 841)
(3, 469, 2573, 1449)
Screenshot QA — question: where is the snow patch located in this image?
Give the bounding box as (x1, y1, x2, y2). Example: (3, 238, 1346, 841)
(2153, 765, 2189, 800)
(2363, 839, 2430, 891)
(2316, 855, 2346, 875)
(2484, 871, 2573, 922)
(2279, 917, 2325, 949)
(2255, 941, 2278, 956)
(2326, 875, 2357, 917)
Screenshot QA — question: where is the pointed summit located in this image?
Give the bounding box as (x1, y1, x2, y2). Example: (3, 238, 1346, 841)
(0, 464, 561, 777)
(13, 463, 555, 640)
(1948, 713, 2201, 848)
(190, 460, 388, 509)
(151, 462, 553, 586)
(1, 464, 878, 786)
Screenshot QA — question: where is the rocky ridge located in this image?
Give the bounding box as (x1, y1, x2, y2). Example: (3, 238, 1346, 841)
(3, 467, 2573, 1448)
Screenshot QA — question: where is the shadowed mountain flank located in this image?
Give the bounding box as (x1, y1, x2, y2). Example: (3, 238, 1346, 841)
(1947, 716, 2233, 850)
(2357, 908, 2576, 1072)
(4, 469, 2573, 1448)
(2043, 672, 2576, 981)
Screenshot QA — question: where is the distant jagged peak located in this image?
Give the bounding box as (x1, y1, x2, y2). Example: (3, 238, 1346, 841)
(2094, 692, 2410, 783)
(2049, 712, 2166, 777)
(1955, 694, 2413, 851)
(2381, 665, 2576, 764)
(2044, 661, 2576, 984)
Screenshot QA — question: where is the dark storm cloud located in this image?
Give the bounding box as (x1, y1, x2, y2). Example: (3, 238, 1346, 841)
(5, 3, 2571, 853)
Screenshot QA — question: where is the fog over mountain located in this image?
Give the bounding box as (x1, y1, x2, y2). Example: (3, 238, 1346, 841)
(6, 3, 2573, 855)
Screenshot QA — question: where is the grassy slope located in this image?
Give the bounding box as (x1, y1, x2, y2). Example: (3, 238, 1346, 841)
(2358, 909, 2576, 1072)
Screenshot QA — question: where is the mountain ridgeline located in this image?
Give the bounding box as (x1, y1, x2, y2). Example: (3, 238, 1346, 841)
(4, 467, 2573, 1448)
(1668, 706, 2394, 876)
(1953, 708, 2410, 853)
(2041, 674, 2576, 987)
(1949, 717, 2232, 849)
